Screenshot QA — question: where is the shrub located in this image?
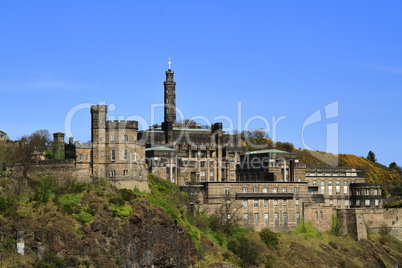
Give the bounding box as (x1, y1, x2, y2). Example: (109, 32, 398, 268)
(259, 228, 279, 249)
(110, 204, 133, 218)
(58, 193, 82, 208)
(119, 188, 137, 201)
(330, 214, 341, 236)
(32, 176, 59, 203)
(294, 218, 322, 238)
(75, 210, 94, 224)
(379, 223, 391, 236)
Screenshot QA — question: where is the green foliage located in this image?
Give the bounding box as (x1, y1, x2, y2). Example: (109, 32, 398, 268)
(330, 214, 341, 236)
(58, 193, 82, 208)
(119, 188, 137, 201)
(228, 232, 268, 267)
(110, 203, 133, 218)
(34, 252, 86, 268)
(147, 174, 187, 222)
(259, 228, 279, 249)
(275, 141, 294, 152)
(32, 176, 59, 203)
(367, 150, 377, 163)
(384, 199, 402, 208)
(293, 218, 322, 238)
(75, 210, 94, 224)
(0, 196, 17, 216)
(45, 149, 65, 160)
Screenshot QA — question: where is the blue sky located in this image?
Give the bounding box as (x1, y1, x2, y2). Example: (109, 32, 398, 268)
(1, 1, 401, 166)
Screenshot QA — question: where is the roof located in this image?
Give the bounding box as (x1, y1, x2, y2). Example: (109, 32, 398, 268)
(145, 146, 176, 152)
(246, 149, 289, 155)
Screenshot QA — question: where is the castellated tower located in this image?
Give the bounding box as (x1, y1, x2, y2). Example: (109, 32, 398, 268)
(90, 104, 148, 188)
(91, 105, 107, 178)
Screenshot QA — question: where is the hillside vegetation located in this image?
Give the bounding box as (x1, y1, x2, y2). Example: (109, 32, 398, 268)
(0, 175, 401, 267)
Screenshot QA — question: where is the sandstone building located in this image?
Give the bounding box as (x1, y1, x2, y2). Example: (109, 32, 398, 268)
(2, 65, 399, 239)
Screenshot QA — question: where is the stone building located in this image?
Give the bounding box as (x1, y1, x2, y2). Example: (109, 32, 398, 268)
(141, 68, 244, 185)
(0, 130, 9, 141)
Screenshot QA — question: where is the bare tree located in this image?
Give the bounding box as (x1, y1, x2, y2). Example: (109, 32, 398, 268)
(8, 130, 51, 178)
(213, 193, 242, 235)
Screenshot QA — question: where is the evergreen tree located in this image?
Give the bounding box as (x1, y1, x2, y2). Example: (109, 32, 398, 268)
(367, 151, 377, 163)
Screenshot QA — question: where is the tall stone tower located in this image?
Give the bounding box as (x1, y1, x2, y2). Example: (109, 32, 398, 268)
(91, 105, 107, 177)
(162, 63, 176, 145)
(164, 68, 176, 124)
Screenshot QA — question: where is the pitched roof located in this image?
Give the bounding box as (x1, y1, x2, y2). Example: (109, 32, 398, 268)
(145, 146, 176, 152)
(246, 149, 289, 155)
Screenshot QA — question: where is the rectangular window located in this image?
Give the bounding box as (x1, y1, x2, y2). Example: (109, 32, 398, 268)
(254, 199, 258, 207)
(242, 187, 247, 193)
(243, 213, 249, 219)
(274, 212, 278, 220)
(274, 199, 278, 207)
(200, 161, 205, 167)
(329, 199, 333, 206)
(366, 189, 370, 195)
(282, 187, 287, 193)
(374, 189, 378, 195)
(365, 199, 371, 206)
(273, 187, 278, 193)
(225, 187, 230, 194)
(375, 199, 379, 206)
(111, 150, 116, 161)
(345, 199, 349, 207)
(264, 199, 268, 207)
(253, 187, 258, 193)
(230, 161, 235, 166)
(294, 187, 298, 194)
(200, 171, 205, 177)
(313, 180, 317, 186)
(79, 154, 83, 161)
(264, 213, 269, 220)
(337, 199, 341, 207)
(263, 187, 268, 193)
(210, 171, 214, 177)
(110, 135, 115, 142)
(296, 199, 299, 206)
(123, 169, 128, 176)
(230, 170, 235, 175)
(254, 213, 259, 220)
(243, 200, 248, 207)
(356, 199, 361, 206)
(283, 212, 287, 220)
(283, 199, 287, 207)
(124, 150, 128, 160)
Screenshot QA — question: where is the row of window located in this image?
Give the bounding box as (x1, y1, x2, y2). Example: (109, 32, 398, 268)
(109, 135, 129, 142)
(237, 186, 296, 194)
(244, 198, 299, 208)
(352, 199, 380, 207)
(243, 211, 299, 221)
(307, 172, 349, 176)
(109, 169, 142, 178)
(354, 189, 380, 196)
(310, 180, 354, 186)
(110, 150, 138, 161)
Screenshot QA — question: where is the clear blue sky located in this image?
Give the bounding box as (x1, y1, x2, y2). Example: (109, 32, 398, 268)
(1, 1, 401, 166)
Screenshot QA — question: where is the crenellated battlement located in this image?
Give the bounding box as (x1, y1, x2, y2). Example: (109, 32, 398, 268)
(106, 120, 138, 130)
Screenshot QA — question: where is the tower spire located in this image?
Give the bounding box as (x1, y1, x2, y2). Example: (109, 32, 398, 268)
(168, 57, 172, 70)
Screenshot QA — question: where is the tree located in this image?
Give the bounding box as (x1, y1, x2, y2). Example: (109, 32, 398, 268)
(367, 151, 377, 163)
(241, 129, 273, 151)
(211, 193, 242, 235)
(8, 130, 51, 178)
(389, 162, 398, 170)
